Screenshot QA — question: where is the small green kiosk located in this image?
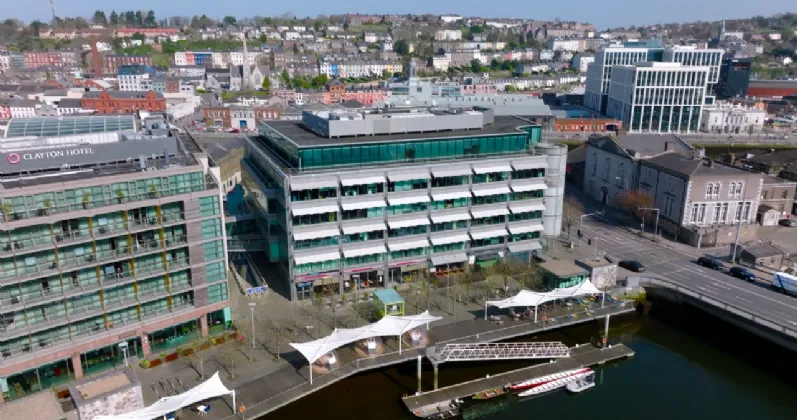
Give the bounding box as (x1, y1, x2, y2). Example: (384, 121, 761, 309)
(539, 259, 590, 289)
(372, 288, 405, 318)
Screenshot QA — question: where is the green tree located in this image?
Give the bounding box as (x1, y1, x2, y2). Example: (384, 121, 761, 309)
(110, 11, 119, 25)
(92, 10, 107, 26)
(382, 69, 392, 79)
(30, 20, 43, 37)
(223, 16, 237, 27)
(394, 39, 409, 56)
(313, 20, 323, 31)
(151, 53, 170, 68)
(281, 70, 291, 88)
(504, 84, 517, 92)
(261, 76, 270, 93)
(145, 10, 157, 27)
(124, 11, 135, 25)
(343, 22, 349, 31)
(470, 59, 483, 73)
(292, 43, 299, 54)
(134, 11, 143, 26)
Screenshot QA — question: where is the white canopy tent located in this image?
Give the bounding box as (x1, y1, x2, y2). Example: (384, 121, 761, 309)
(93, 372, 235, 420)
(289, 311, 442, 383)
(485, 280, 605, 322)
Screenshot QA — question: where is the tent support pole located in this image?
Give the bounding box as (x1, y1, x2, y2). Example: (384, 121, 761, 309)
(399, 334, 402, 354)
(534, 306, 538, 323)
(602, 292, 605, 308)
(310, 364, 313, 385)
(416, 355, 422, 394)
(232, 390, 236, 416)
(484, 302, 487, 320)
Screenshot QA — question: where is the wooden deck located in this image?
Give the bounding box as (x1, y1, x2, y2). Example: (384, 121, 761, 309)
(402, 343, 635, 418)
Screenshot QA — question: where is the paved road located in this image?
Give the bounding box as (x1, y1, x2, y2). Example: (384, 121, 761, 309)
(578, 217, 797, 329)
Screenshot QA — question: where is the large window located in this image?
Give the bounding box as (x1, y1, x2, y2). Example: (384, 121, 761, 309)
(342, 230, 384, 243)
(431, 221, 468, 232)
(471, 236, 505, 248)
(341, 183, 383, 196)
(295, 259, 339, 274)
(472, 194, 507, 206)
(430, 198, 468, 210)
(432, 242, 466, 253)
(511, 190, 544, 201)
(388, 225, 427, 237)
(293, 212, 337, 226)
(388, 179, 428, 192)
(472, 172, 509, 184)
(471, 215, 506, 226)
(344, 253, 384, 267)
(509, 210, 542, 222)
(390, 247, 426, 260)
(294, 236, 339, 250)
(512, 169, 545, 179)
(342, 207, 383, 220)
(431, 175, 468, 188)
(510, 231, 541, 242)
(387, 203, 427, 215)
(291, 187, 337, 202)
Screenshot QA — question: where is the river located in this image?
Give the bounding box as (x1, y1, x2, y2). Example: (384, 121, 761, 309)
(265, 299, 797, 420)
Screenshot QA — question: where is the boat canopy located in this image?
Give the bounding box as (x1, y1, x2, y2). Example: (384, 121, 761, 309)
(486, 280, 603, 309)
(289, 311, 442, 364)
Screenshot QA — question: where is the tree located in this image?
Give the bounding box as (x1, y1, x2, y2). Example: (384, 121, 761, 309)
(222, 16, 237, 27)
(343, 22, 349, 31)
(456, 272, 474, 305)
(382, 69, 392, 79)
(145, 10, 157, 27)
(92, 10, 107, 26)
(313, 292, 324, 337)
(110, 11, 119, 25)
(30, 20, 43, 37)
(394, 39, 409, 56)
(189, 339, 206, 380)
(292, 43, 299, 54)
(505, 84, 517, 92)
(281, 70, 291, 88)
(222, 340, 237, 380)
(124, 11, 135, 26)
(470, 59, 483, 74)
(616, 189, 654, 220)
(562, 198, 581, 240)
(261, 76, 270, 93)
(135, 11, 143, 27)
(152, 53, 170, 68)
(313, 20, 323, 31)
(268, 320, 283, 361)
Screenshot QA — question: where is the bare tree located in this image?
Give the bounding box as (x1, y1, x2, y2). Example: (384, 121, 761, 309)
(269, 320, 283, 362)
(222, 341, 237, 380)
(189, 339, 205, 380)
(312, 292, 324, 337)
(455, 271, 474, 306)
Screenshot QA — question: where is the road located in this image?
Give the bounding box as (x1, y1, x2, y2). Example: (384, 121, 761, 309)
(577, 217, 797, 329)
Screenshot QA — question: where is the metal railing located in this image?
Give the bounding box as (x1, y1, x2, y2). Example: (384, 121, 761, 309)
(427, 342, 570, 363)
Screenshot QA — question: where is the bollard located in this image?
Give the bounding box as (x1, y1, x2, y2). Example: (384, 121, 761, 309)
(433, 364, 439, 390)
(417, 355, 422, 394)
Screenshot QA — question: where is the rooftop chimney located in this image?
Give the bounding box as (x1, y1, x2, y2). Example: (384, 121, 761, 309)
(90, 36, 102, 77)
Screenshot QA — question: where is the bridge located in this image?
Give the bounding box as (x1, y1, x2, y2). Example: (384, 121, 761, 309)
(426, 342, 570, 364)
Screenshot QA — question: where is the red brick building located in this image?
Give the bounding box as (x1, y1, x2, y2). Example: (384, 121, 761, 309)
(554, 118, 622, 132)
(203, 106, 281, 128)
(23, 51, 78, 68)
(326, 80, 345, 103)
(81, 91, 166, 114)
(747, 80, 797, 98)
(343, 88, 389, 105)
(103, 55, 152, 75)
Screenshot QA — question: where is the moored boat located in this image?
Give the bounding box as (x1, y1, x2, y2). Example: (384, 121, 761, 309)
(566, 373, 596, 393)
(471, 387, 506, 400)
(517, 369, 593, 397)
(508, 368, 592, 392)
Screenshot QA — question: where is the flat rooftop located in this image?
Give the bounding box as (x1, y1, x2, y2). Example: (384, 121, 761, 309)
(75, 371, 132, 399)
(0, 390, 65, 420)
(540, 259, 590, 278)
(263, 115, 538, 148)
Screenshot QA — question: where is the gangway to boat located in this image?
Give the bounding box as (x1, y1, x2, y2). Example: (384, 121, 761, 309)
(426, 342, 570, 364)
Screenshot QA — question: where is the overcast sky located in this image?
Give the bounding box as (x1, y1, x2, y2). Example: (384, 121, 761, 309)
(12, 0, 795, 29)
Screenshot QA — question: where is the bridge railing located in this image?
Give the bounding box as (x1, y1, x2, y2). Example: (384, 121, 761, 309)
(636, 276, 797, 341)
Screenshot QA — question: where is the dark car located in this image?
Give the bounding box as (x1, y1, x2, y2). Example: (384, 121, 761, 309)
(729, 266, 756, 282)
(779, 219, 797, 227)
(697, 256, 725, 270)
(619, 260, 645, 272)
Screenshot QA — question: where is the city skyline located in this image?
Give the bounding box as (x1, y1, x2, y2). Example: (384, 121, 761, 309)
(10, 0, 796, 30)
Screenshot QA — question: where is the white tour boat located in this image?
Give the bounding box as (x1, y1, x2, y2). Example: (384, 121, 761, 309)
(517, 369, 594, 397)
(508, 368, 592, 392)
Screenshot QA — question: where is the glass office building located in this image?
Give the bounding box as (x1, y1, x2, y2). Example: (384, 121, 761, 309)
(0, 134, 228, 403)
(242, 108, 566, 301)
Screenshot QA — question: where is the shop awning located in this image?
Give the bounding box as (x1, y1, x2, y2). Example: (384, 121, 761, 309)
(430, 231, 469, 246)
(508, 222, 545, 235)
(471, 206, 510, 219)
(342, 244, 387, 258)
(512, 158, 549, 170)
(388, 169, 430, 181)
(294, 250, 341, 265)
(431, 187, 472, 201)
(431, 166, 472, 178)
(470, 226, 508, 240)
(293, 225, 340, 241)
(388, 192, 430, 206)
(291, 203, 339, 216)
(471, 184, 511, 197)
(507, 241, 543, 254)
(388, 237, 429, 251)
(472, 164, 512, 174)
(510, 202, 546, 214)
(341, 197, 386, 211)
(430, 253, 468, 266)
(430, 209, 471, 223)
(342, 221, 386, 235)
(290, 177, 338, 191)
(387, 216, 430, 229)
(340, 174, 386, 187)
(511, 179, 548, 193)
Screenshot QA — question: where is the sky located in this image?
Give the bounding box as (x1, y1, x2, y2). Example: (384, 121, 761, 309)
(10, 0, 796, 30)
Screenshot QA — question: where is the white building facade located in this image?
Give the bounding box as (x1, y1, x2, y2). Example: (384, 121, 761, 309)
(605, 62, 709, 133)
(584, 47, 650, 114)
(700, 104, 766, 134)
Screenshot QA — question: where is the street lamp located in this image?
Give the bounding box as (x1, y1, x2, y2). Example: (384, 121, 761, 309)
(118, 342, 129, 368)
(637, 207, 660, 238)
(248, 302, 256, 349)
(578, 211, 604, 246)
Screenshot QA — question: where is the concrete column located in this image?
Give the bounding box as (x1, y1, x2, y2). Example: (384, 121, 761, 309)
(602, 314, 610, 347)
(433, 364, 439, 390)
(200, 315, 209, 338)
(141, 334, 151, 357)
(71, 353, 84, 379)
(416, 356, 422, 394)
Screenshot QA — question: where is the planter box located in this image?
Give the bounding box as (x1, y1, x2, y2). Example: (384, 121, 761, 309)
(200, 343, 211, 351)
(149, 358, 162, 368)
(183, 349, 194, 357)
(215, 337, 225, 345)
(57, 389, 71, 400)
(165, 353, 179, 362)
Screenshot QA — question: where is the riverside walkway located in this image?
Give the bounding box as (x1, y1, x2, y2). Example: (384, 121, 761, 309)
(184, 300, 635, 420)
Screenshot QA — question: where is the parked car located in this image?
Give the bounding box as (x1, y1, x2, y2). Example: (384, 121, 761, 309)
(618, 260, 645, 273)
(697, 256, 725, 270)
(779, 219, 797, 227)
(729, 266, 756, 282)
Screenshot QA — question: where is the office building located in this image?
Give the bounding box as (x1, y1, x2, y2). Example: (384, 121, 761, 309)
(242, 108, 565, 301)
(716, 57, 753, 99)
(663, 46, 723, 101)
(0, 130, 229, 403)
(605, 62, 709, 133)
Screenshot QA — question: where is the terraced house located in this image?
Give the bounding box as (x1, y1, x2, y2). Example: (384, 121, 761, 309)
(242, 107, 565, 301)
(0, 132, 229, 403)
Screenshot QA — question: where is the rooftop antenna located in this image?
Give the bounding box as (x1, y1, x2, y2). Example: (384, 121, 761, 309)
(49, 0, 57, 24)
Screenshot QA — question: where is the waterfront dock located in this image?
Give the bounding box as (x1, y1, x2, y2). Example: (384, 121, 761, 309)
(402, 343, 635, 418)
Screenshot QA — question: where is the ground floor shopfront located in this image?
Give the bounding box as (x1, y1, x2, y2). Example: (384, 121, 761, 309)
(0, 306, 231, 404)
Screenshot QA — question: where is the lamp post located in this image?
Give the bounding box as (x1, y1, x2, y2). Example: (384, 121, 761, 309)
(248, 302, 256, 349)
(118, 342, 129, 368)
(638, 207, 660, 238)
(578, 211, 604, 246)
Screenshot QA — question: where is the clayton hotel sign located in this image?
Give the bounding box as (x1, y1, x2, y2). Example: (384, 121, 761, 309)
(7, 148, 95, 164)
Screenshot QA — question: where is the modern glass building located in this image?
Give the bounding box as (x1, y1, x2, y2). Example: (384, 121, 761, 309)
(0, 134, 229, 403)
(242, 108, 566, 301)
(605, 62, 709, 133)
(4, 116, 137, 139)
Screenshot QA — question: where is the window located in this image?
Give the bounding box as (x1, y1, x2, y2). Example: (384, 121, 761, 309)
(698, 204, 706, 223)
(762, 191, 769, 200)
(713, 183, 720, 198)
(719, 203, 728, 224)
(781, 190, 788, 199)
(603, 158, 611, 181)
(728, 182, 736, 198)
(705, 183, 714, 199)
(664, 197, 673, 216)
(734, 182, 744, 199)
(742, 202, 751, 221)
(691, 204, 699, 223)
(734, 202, 743, 222)
(712, 204, 720, 224)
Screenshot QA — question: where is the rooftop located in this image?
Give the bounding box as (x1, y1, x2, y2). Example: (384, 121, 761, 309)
(76, 371, 132, 399)
(643, 154, 751, 178)
(5, 115, 136, 138)
(539, 259, 589, 278)
(262, 114, 537, 148)
(0, 390, 65, 420)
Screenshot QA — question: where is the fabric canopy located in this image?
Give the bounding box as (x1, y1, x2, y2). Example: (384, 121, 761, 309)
(486, 279, 603, 309)
(289, 311, 442, 364)
(93, 372, 233, 420)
